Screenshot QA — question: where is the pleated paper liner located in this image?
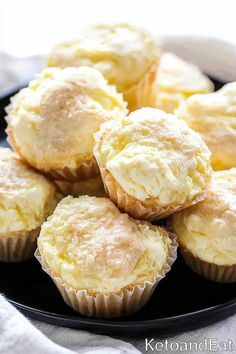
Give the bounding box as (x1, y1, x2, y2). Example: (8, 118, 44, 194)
(42, 158, 100, 182)
(0, 228, 40, 262)
(35, 232, 178, 318)
(55, 174, 106, 197)
(99, 168, 208, 221)
(180, 247, 236, 283)
(124, 62, 158, 111)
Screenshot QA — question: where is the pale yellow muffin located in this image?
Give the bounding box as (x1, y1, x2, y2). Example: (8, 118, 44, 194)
(6, 67, 127, 181)
(0, 148, 60, 262)
(38, 196, 171, 293)
(171, 169, 236, 282)
(154, 53, 213, 113)
(47, 23, 160, 110)
(94, 108, 212, 221)
(175, 82, 236, 170)
(55, 174, 106, 197)
(37, 196, 177, 317)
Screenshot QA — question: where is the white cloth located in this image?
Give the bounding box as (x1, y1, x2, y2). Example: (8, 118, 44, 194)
(0, 294, 73, 354)
(0, 295, 140, 354)
(0, 36, 236, 354)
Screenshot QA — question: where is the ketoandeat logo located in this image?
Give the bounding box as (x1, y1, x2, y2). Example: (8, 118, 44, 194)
(145, 338, 234, 352)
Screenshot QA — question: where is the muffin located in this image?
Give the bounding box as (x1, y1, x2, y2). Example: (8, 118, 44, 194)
(0, 148, 60, 262)
(154, 53, 213, 113)
(47, 23, 160, 111)
(175, 82, 236, 170)
(36, 196, 177, 318)
(171, 169, 236, 283)
(55, 174, 106, 197)
(6, 66, 127, 181)
(94, 108, 212, 221)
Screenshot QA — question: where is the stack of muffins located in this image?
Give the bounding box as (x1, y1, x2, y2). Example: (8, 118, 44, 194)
(2, 23, 236, 318)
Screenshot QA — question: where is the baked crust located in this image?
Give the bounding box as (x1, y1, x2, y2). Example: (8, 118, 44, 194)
(6, 67, 127, 180)
(175, 82, 236, 170)
(94, 107, 212, 220)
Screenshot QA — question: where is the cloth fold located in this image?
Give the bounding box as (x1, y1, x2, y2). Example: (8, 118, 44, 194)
(0, 295, 141, 354)
(0, 295, 74, 354)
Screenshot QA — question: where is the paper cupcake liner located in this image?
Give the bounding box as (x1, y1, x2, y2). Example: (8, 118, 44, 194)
(0, 228, 40, 262)
(35, 232, 177, 318)
(43, 158, 100, 182)
(180, 247, 236, 283)
(99, 168, 207, 221)
(55, 175, 106, 197)
(124, 63, 158, 112)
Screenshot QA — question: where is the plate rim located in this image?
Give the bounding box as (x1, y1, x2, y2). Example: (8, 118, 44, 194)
(9, 297, 236, 327)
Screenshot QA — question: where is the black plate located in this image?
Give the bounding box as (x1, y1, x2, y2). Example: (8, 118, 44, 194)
(0, 80, 236, 337)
